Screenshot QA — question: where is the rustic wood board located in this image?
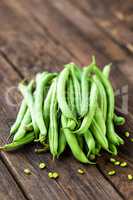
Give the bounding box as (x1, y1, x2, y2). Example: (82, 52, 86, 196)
(0, 0, 132, 199)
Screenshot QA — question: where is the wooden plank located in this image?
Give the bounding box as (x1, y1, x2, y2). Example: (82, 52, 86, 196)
(5, 1, 133, 199)
(0, 158, 26, 200)
(69, 0, 133, 53)
(0, 0, 132, 198)
(1, 7, 121, 199)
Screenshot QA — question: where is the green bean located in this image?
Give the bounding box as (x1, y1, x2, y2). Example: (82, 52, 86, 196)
(10, 80, 34, 136)
(77, 135, 84, 149)
(43, 79, 56, 128)
(94, 105, 106, 135)
(70, 64, 81, 116)
(57, 67, 76, 121)
(113, 114, 125, 126)
(49, 78, 58, 158)
(102, 63, 111, 79)
(13, 109, 31, 141)
(109, 143, 118, 155)
(67, 77, 76, 115)
(61, 115, 94, 164)
(35, 73, 56, 143)
(1, 132, 34, 151)
(84, 130, 96, 157)
(93, 76, 107, 120)
(80, 59, 96, 117)
(74, 81, 98, 134)
(18, 82, 39, 139)
(57, 126, 66, 158)
(90, 119, 109, 150)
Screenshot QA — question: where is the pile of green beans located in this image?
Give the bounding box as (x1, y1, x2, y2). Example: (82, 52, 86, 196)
(0, 57, 125, 164)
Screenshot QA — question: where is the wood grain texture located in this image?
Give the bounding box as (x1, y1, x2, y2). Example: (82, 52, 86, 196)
(0, 158, 26, 200)
(0, 0, 132, 199)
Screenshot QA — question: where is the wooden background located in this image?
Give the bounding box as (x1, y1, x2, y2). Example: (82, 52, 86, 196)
(0, 0, 133, 199)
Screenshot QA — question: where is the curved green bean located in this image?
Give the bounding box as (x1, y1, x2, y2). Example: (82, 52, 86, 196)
(113, 114, 125, 125)
(1, 132, 34, 151)
(35, 72, 56, 143)
(94, 105, 106, 135)
(57, 126, 66, 158)
(49, 78, 58, 158)
(84, 130, 96, 157)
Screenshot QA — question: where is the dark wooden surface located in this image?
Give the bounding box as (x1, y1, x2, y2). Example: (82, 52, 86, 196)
(0, 0, 132, 199)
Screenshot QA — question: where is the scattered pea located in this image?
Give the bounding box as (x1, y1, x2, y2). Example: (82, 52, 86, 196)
(114, 161, 120, 166)
(130, 138, 133, 142)
(48, 172, 53, 179)
(110, 158, 116, 163)
(24, 169, 31, 175)
(108, 170, 116, 176)
(52, 172, 59, 179)
(120, 162, 128, 167)
(78, 168, 85, 174)
(128, 174, 133, 181)
(125, 132, 130, 137)
(39, 162, 46, 169)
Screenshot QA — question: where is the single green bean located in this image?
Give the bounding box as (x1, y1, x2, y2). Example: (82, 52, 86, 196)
(93, 76, 107, 120)
(35, 72, 56, 143)
(1, 132, 34, 151)
(49, 78, 58, 158)
(57, 67, 76, 121)
(94, 105, 106, 136)
(102, 63, 111, 79)
(61, 115, 94, 164)
(18, 82, 39, 139)
(70, 64, 81, 116)
(84, 130, 96, 157)
(57, 125, 66, 158)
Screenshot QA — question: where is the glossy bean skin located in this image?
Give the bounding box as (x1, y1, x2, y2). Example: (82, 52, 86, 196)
(43, 79, 55, 128)
(102, 64, 111, 79)
(62, 115, 94, 164)
(49, 78, 58, 158)
(94, 105, 106, 136)
(90, 119, 109, 150)
(13, 109, 31, 141)
(93, 76, 107, 121)
(57, 126, 66, 158)
(57, 67, 76, 121)
(70, 64, 81, 116)
(74, 81, 98, 134)
(35, 73, 56, 144)
(18, 82, 39, 139)
(84, 130, 96, 157)
(1, 132, 34, 151)
(10, 80, 34, 136)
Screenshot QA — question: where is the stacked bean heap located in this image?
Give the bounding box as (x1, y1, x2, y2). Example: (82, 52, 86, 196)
(0, 57, 125, 163)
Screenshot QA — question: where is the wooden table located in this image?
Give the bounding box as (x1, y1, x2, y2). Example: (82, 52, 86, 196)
(0, 0, 133, 199)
